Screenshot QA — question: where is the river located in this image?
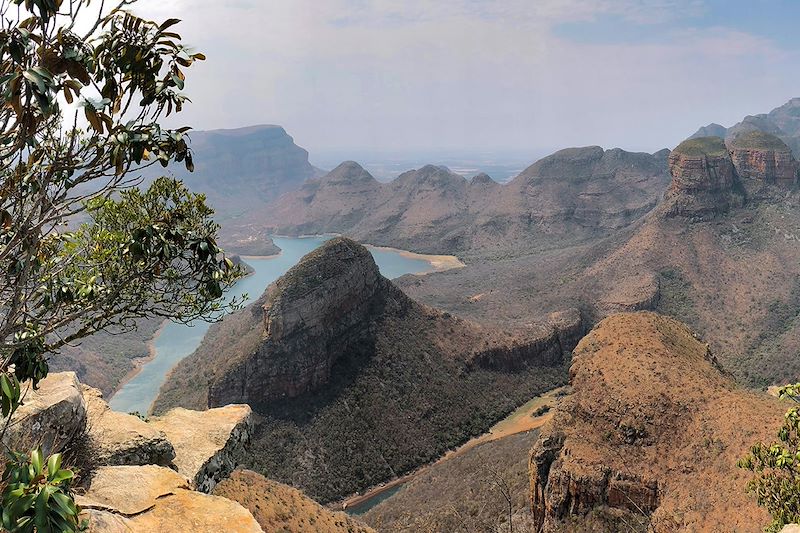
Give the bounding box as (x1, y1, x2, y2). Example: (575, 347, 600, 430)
(108, 235, 448, 414)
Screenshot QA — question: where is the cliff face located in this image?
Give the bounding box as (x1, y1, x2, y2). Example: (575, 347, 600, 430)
(727, 131, 798, 191)
(663, 136, 743, 218)
(155, 237, 575, 502)
(209, 239, 387, 405)
(529, 312, 783, 532)
(265, 147, 670, 254)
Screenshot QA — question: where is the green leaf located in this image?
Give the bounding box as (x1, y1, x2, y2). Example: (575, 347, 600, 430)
(30, 449, 43, 476)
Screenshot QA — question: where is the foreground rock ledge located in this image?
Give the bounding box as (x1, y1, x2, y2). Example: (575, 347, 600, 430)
(79, 465, 262, 533)
(83, 386, 175, 467)
(149, 404, 252, 492)
(530, 311, 784, 532)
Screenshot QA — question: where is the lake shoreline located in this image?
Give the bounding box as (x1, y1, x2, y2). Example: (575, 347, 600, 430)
(107, 265, 262, 409)
(108, 320, 167, 409)
(364, 244, 465, 273)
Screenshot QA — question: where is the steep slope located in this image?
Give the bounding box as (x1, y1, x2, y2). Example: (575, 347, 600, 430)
(213, 470, 376, 533)
(662, 136, 743, 218)
(137, 124, 318, 254)
(530, 312, 784, 532)
(365, 429, 540, 533)
(153, 237, 578, 502)
(265, 147, 670, 255)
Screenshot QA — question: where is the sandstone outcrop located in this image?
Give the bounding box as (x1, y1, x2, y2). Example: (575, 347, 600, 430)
(78, 465, 263, 533)
(727, 130, 798, 193)
(149, 404, 252, 492)
(5, 372, 86, 456)
(214, 469, 377, 533)
(663, 136, 743, 218)
(83, 386, 175, 466)
(529, 312, 784, 532)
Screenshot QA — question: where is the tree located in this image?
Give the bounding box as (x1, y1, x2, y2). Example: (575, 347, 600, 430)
(738, 383, 800, 532)
(0, 0, 243, 530)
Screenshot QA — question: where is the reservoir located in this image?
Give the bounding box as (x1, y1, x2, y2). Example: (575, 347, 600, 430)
(108, 235, 446, 414)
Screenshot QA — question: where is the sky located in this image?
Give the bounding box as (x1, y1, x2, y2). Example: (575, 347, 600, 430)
(135, 0, 800, 158)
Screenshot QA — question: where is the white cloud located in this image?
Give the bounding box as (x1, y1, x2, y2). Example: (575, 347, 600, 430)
(131, 0, 799, 155)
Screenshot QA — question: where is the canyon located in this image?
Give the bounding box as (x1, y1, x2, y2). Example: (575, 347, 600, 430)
(154, 237, 577, 502)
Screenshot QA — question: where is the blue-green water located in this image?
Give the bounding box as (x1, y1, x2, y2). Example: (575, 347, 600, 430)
(108, 236, 435, 414)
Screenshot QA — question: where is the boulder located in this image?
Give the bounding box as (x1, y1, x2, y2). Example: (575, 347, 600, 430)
(5, 372, 86, 456)
(78, 465, 262, 533)
(148, 404, 252, 492)
(83, 386, 174, 466)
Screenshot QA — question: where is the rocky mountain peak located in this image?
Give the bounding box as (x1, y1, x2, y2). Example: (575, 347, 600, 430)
(208, 237, 388, 406)
(518, 146, 605, 181)
(323, 161, 377, 184)
(469, 172, 497, 186)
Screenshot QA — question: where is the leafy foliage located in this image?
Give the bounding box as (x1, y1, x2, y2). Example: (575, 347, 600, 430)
(0, 0, 241, 530)
(738, 383, 800, 532)
(1, 449, 81, 533)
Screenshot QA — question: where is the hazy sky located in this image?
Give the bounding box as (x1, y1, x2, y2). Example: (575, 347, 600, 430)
(136, 0, 800, 156)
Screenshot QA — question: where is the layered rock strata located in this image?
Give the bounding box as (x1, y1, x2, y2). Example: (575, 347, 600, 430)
(663, 137, 743, 218)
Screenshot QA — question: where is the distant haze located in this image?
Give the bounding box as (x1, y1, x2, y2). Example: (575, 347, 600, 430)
(136, 0, 800, 157)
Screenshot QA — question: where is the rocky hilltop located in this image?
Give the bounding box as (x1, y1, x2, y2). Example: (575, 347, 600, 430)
(691, 97, 800, 158)
(154, 237, 579, 501)
(264, 146, 670, 255)
(662, 136, 743, 218)
(529, 312, 783, 532)
(728, 131, 799, 196)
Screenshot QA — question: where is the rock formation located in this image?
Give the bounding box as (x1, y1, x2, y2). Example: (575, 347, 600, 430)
(5, 372, 87, 457)
(663, 136, 743, 218)
(529, 312, 784, 532)
(83, 385, 175, 466)
(727, 131, 798, 195)
(264, 147, 670, 254)
(148, 405, 252, 492)
(79, 465, 263, 533)
(154, 237, 574, 501)
(1, 371, 374, 532)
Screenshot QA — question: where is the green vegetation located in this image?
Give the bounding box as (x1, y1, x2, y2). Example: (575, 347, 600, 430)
(672, 136, 728, 158)
(738, 383, 800, 532)
(241, 332, 568, 503)
(656, 269, 700, 326)
(729, 131, 789, 151)
(0, 1, 240, 530)
(1, 449, 80, 533)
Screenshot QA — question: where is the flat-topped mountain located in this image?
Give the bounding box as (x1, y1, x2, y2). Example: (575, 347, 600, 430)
(530, 312, 783, 532)
(142, 124, 318, 254)
(154, 237, 579, 501)
(663, 136, 744, 218)
(691, 97, 800, 158)
(265, 146, 670, 255)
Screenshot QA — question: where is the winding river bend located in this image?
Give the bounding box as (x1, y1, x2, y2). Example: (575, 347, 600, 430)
(108, 235, 451, 415)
